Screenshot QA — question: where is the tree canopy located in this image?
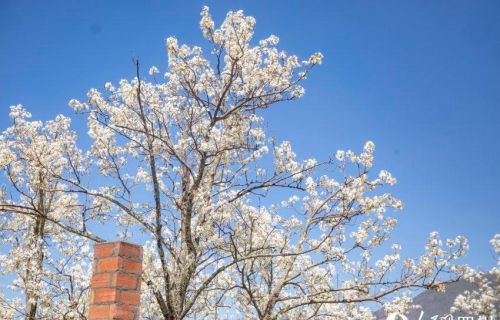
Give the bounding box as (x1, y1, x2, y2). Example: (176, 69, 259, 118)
(1, 7, 493, 320)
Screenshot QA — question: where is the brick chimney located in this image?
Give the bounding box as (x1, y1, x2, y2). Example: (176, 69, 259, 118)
(88, 241, 143, 320)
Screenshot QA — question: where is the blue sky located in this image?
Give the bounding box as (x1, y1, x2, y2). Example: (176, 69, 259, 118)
(1, 0, 499, 270)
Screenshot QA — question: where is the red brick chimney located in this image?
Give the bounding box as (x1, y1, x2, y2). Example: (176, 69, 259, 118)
(88, 241, 143, 320)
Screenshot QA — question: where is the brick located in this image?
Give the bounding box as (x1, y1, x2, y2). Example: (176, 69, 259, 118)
(117, 242, 142, 258)
(93, 288, 118, 303)
(88, 241, 143, 320)
(91, 273, 112, 288)
(119, 291, 141, 305)
(111, 305, 135, 320)
(94, 243, 115, 258)
(122, 259, 142, 274)
(115, 273, 138, 289)
(98, 257, 121, 273)
(89, 305, 111, 318)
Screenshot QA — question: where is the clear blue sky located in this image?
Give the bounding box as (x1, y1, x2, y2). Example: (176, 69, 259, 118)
(1, 1, 499, 270)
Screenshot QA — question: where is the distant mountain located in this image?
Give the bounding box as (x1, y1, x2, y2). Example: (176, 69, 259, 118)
(375, 276, 497, 320)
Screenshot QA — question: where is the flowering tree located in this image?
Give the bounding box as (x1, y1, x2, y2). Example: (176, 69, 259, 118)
(0, 107, 102, 319)
(451, 234, 499, 318)
(0, 7, 474, 320)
